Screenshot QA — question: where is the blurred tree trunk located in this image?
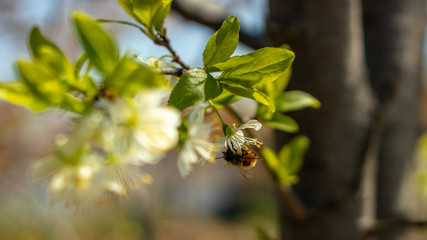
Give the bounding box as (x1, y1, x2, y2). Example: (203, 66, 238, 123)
(267, 0, 425, 239)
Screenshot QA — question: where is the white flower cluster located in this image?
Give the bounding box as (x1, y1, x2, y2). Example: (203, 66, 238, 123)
(33, 57, 263, 205)
(33, 90, 180, 204)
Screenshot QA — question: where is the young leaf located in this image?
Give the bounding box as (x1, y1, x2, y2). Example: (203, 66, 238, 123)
(273, 65, 292, 97)
(203, 16, 239, 69)
(263, 113, 298, 133)
(17, 61, 68, 106)
(278, 135, 310, 175)
(73, 13, 118, 74)
(218, 47, 295, 87)
(168, 68, 221, 111)
(204, 73, 222, 100)
(262, 147, 295, 184)
(104, 57, 167, 97)
(261, 147, 280, 171)
(29, 27, 64, 62)
(222, 82, 275, 112)
(29, 27, 77, 87)
(151, 0, 172, 31)
(118, 0, 172, 31)
(116, 0, 140, 23)
(0, 81, 49, 112)
(276, 90, 321, 112)
(207, 54, 253, 73)
(262, 136, 309, 186)
(211, 90, 241, 108)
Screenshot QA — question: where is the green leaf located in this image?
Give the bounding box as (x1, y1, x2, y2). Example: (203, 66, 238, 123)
(203, 16, 239, 69)
(151, 0, 172, 31)
(207, 54, 253, 73)
(29, 27, 63, 61)
(117, 0, 172, 31)
(261, 147, 280, 171)
(29, 27, 77, 88)
(73, 13, 118, 74)
(0, 81, 49, 112)
(117, 0, 140, 23)
(262, 136, 309, 186)
(15, 61, 88, 113)
(222, 82, 275, 112)
(273, 66, 292, 97)
(17, 61, 68, 106)
(204, 73, 223, 100)
(263, 113, 298, 133)
(278, 135, 310, 175)
(169, 68, 221, 111)
(60, 95, 88, 114)
(211, 89, 240, 108)
(104, 57, 167, 97)
(218, 47, 295, 87)
(276, 90, 321, 112)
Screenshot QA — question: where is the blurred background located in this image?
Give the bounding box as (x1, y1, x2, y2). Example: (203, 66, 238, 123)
(0, 0, 278, 239)
(1, 0, 427, 240)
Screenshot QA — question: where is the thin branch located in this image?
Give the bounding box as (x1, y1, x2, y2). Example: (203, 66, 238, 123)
(154, 68, 186, 77)
(223, 105, 307, 221)
(97, 19, 148, 35)
(171, 1, 266, 50)
(155, 30, 190, 70)
(360, 218, 427, 239)
(98, 19, 191, 70)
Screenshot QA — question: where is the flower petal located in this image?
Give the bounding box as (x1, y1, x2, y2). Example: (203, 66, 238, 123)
(178, 142, 199, 177)
(237, 119, 262, 131)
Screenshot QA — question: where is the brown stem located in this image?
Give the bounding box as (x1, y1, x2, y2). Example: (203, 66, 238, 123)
(155, 31, 190, 70)
(223, 105, 308, 221)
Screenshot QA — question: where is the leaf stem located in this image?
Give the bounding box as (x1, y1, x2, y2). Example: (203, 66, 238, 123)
(223, 105, 308, 221)
(97, 19, 150, 36)
(208, 100, 228, 135)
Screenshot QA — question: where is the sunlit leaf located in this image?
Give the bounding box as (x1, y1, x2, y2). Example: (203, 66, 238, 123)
(29, 27, 78, 88)
(218, 47, 295, 87)
(169, 68, 222, 111)
(0, 81, 49, 112)
(104, 57, 167, 97)
(278, 135, 310, 175)
(276, 90, 321, 112)
(73, 12, 118, 74)
(263, 113, 298, 133)
(222, 82, 275, 112)
(203, 16, 239, 69)
(117, 0, 172, 31)
(211, 89, 241, 108)
(17, 61, 67, 105)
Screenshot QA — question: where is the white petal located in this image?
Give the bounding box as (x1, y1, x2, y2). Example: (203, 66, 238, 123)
(178, 143, 198, 177)
(237, 119, 262, 131)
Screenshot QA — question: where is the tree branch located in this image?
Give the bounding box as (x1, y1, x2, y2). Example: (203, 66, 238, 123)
(360, 218, 427, 239)
(171, 1, 266, 50)
(155, 68, 186, 77)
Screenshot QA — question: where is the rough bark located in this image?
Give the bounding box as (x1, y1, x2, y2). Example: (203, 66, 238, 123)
(268, 0, 426, 239)
(363, 0, 426, 239)
(268, 0, 374, 239)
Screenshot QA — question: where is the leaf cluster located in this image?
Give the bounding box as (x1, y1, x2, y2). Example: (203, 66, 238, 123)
(0, 1, 322, 193)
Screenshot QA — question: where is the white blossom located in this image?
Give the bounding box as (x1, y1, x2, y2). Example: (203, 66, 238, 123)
(177, 103, 219, 177)
(139, 56, 178, 88)
(221, 119, 263, 155)
(32, 152, 103, 204)
(109, 90, 181, 165)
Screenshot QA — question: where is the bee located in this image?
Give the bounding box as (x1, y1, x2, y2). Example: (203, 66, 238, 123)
(222, 147, 258, 179)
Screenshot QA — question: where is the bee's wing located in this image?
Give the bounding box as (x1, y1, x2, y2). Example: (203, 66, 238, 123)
(237, 167, 252, 179)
